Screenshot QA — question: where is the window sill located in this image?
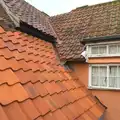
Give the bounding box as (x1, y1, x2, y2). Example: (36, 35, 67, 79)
(88, 54, 120, 58)
(88, 86, 120, 91)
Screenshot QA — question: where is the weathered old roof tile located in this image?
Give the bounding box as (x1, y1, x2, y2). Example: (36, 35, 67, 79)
(50, 1, 120, 61)
(1, 0, 56, 38)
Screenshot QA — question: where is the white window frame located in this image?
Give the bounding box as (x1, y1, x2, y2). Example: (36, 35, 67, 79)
(87, 41, 120, 58)
(89, 64, 120, 90)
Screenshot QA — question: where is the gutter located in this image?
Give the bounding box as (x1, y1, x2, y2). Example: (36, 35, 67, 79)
(82, 35, 120, 43)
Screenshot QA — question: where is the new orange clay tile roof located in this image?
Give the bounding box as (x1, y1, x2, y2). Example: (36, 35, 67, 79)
(0, 26, 105, 120)
(50, 1, 120, 61)
(1, 0, 56, 37)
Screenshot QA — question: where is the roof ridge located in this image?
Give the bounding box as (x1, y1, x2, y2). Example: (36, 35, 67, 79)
(24, 0, 49, 17)
(50, 0, 119, 17)
(72, 0, 119, 12)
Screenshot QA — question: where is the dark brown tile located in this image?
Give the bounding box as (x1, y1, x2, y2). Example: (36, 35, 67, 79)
(50, 1, 120, 61)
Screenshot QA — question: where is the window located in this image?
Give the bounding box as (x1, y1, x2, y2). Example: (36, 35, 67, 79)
(89, 64, 120, 89)
(87, 43, 120, 57)
(109, 44, 120, 54)
(91, 45, 107, 55)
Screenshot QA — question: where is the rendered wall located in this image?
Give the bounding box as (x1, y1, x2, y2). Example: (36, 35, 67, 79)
(71, 61, 120, 120)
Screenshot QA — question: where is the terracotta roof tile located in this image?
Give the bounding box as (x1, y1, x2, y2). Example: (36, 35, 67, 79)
(61, 106, 76, 120)
(0, 105, 9, 120)
(50, 1, 120, 61)
(0, 69, 19, 85)
(76, 116, 85, 120)
(62, 91, 76, 103)
(36, 117, 43, 120)
(53, 109, 68, 120)
(0, 26, 105, 119)
(44, 95, 58, 112)
(67, 103, 80, 118)
(0, 56, 10, 70)
(77, 96, 95, 111)
(44, 82, 57, 95)
(86, 110, 98, 120)
(0, 83, 29, 105)
(56, 81, 68, 92)
(44, 113, 56, 120)
(34, 82, 48, 97)
(15, 70, 32, 84)
(3, 102, 28, 120)
(90, 104, 104, 118)
(33, 97, 50, 115)
(51, 93, 66, 108)
(20, 99, 40, 119)
(82, 113, 93, 120)
(23, 82, 39, 98)
(36, 117, 44, 120)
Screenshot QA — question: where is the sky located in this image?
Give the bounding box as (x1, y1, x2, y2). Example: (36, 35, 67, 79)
(25, 0, 113, 16)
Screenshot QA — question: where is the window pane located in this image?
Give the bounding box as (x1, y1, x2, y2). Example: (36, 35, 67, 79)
(109, 77, 117, 87)
(92, 66, 99, 75)
(100, 77, 107, 86)
(117, 67, 120, 88)
(109, 66, 117, 76)
(91, 76, 99, 86)
(118, 67, 120, 77)
(91, 66, 99, 86)
(118, 45, 120, 53)
(91, 46, 98, 54)
(99, 66, 107, 87)
(91, 66, 107, 87)
(109, 66, 117, 87)
(109, 45, 117, 54)
(99, 46, 107, 54)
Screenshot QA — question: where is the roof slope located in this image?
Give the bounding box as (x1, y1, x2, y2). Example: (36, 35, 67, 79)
(0, 0, 56, 37)
(0, 26, 105, 120)
(50, 1, 120, 61)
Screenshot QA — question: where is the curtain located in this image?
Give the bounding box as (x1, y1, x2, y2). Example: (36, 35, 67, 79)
(118, 45, 120, 54)
(109, 66, 117, 87)
(91, 46, 98, 54)
(91, 66, 107, 87)
(91, 66, 99, 86)
(117, 67, 120, 88)
(109, 45, 117, 54)
(99, 66, 107, 87)
(99, 46, 107, 54)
